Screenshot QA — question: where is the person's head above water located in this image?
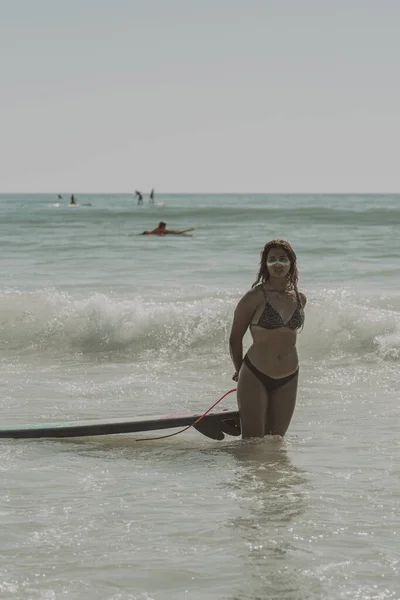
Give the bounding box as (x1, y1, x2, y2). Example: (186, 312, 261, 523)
(158, 222, 166, 228)
(252, 239, 298, 289)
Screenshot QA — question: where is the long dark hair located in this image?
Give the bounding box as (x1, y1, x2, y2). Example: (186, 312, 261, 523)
(252, 239, 299, 290)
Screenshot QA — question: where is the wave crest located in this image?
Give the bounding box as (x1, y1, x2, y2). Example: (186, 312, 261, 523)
(0, 289, 232, 357)
(0, 288, 399, 362)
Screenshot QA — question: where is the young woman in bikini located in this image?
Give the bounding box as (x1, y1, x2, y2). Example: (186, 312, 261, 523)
(229, 239, 306, 438)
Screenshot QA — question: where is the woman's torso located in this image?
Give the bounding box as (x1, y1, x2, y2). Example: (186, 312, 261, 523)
(246, 284, 304, 378)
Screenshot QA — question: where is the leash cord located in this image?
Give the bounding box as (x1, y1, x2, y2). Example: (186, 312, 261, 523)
(135, 388, 237, 441)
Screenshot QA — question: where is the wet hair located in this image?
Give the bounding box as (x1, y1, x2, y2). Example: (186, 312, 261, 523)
(158, 222, 166, 228)
(252, 239, 299, 290)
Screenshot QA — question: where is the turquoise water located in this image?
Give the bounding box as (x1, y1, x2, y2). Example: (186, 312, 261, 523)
(1, 193, 399, 600)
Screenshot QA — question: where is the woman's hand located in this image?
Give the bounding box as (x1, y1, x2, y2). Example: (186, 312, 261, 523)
(232, 372, 238, 382)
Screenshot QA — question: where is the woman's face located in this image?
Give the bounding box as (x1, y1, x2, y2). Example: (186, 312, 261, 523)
(266, 247, 291, 279)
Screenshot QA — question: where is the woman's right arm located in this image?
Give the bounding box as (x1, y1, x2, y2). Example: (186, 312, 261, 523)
(229, 289, 260, 378)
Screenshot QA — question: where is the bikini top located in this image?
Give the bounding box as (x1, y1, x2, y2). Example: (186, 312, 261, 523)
(255, 286, 304, 330)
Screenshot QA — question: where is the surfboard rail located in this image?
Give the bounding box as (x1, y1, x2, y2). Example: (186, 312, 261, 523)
(0, 409, 240, 440)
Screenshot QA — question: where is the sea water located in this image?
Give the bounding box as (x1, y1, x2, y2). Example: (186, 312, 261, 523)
(0, 193, 399, 600)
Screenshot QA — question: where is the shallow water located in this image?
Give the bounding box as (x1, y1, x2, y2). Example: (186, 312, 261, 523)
(1, 193, 399, 599)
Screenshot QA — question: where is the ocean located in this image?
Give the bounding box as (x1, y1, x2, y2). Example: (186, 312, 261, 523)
(1, 193, 399, 600)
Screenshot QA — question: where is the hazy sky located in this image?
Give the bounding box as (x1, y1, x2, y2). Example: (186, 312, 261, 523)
(1, 0, 399, 193)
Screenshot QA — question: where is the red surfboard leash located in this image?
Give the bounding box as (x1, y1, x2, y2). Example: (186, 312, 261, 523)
(135, 388, 237, 441)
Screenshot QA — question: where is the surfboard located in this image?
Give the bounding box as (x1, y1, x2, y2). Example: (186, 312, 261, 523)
(0, 409, 240, 440)
(131, 228, 195, 238)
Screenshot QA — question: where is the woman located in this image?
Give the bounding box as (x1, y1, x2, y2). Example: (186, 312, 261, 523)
(229, 239, 306, 438)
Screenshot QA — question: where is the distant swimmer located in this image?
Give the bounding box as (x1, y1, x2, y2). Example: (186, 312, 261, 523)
(140, 222, 195, 236)
(141, 221, 168, 235)
(58, 194, 63, 199)
(70, 194, 77, 206)
(149, 188, 155, 204)
(135, 190, 143, 206)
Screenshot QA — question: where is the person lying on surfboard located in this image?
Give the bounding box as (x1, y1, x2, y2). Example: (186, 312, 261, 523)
(140, 222, 195, 235)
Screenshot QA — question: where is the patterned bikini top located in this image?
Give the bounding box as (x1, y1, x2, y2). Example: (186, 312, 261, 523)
(256, 286, 304, 330)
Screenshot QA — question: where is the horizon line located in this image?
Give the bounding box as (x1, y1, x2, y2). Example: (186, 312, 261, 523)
(1, 191, 399, 196)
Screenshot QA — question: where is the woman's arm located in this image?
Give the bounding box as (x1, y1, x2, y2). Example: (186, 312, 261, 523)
(229, 289, 260, 377)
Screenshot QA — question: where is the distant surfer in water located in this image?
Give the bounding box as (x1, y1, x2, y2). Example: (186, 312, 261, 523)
(70, 194, 77, 205)
(229, 239, 307, 439)
(135, 190, 143, 206)
(149, 188, 155, 204)
(141, 221, 167, 235)
(140, 222, 195, 236)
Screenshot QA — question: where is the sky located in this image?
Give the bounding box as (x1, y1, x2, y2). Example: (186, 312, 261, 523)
(1, 0, 399, 193)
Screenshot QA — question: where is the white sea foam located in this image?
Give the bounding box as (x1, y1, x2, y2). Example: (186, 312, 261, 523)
(1, 287, 399, 362)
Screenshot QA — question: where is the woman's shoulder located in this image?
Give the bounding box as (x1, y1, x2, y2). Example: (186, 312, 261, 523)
(250, 283, 264, 292)
(247, 283, 265, 299)
(237, 284, 264, 305)
(297, 290, 307, 307)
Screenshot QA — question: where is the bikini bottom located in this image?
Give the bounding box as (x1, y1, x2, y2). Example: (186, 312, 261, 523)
(243, 354, 299, 395)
